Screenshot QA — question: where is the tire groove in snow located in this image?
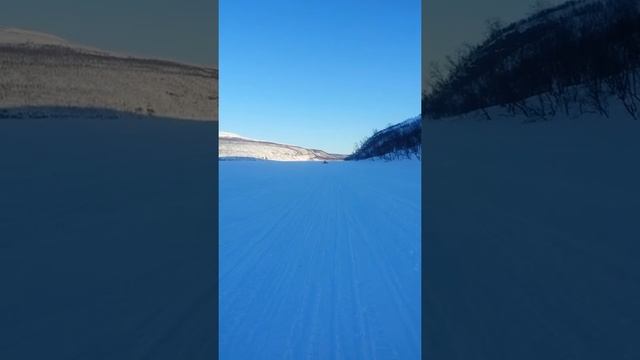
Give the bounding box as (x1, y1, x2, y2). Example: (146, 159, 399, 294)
(220, 160, 420, 359)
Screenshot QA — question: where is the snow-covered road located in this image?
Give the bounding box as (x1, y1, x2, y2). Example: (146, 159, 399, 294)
(220, 160, 421, 359)
(423, 112, 640, 359)
(0, 116, 217, 359)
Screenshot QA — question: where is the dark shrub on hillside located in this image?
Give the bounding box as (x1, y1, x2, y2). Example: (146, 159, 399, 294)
(423, 0, 640, 120)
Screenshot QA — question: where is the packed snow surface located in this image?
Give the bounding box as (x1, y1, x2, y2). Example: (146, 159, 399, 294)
(0, 115, 217, 359)
(220, 160, 421, 359)
(423, 100, 640, 359)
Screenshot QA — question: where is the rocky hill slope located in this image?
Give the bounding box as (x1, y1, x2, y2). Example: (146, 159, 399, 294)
(0, 28, 217, 121)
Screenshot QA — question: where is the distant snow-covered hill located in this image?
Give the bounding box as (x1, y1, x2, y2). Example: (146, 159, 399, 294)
(0, 27, 217, 121)
(219, 132, 345, 161)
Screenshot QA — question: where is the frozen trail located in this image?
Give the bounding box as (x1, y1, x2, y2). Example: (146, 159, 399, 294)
(220, 160, 421, 359)
(423, 117, 640, 359)
(0, 117, 217, 359)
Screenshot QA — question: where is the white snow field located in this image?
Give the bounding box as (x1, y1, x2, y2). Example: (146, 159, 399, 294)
(423, 99, 640, 359)
(0, 115, 217, 359)
(220, 160, 421, 359)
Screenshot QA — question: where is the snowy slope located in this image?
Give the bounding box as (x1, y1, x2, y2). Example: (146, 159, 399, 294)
(0, 116, 217, 359)
(220, 160, 421, 359)
(0, 28, 217, 121)
(348, 116, 421, 160)
(423, 0, 640, 120)
(423, 98, 640, 359)
(219, 132, 345, 161)
(219, 131, 254, 140)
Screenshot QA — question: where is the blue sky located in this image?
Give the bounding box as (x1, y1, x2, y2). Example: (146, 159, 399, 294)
(220, 0, 420, 154)
(0, 0, 216, 66)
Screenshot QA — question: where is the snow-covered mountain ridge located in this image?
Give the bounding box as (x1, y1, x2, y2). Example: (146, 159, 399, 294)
(0, 28, 217, 121)
(219, 132, 345, 161)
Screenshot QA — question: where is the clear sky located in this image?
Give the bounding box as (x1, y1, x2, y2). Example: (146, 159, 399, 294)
(0, 0, 217, 66)
(220, 0, 421, 155)
(423, 0, 562, 86)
